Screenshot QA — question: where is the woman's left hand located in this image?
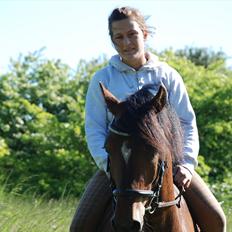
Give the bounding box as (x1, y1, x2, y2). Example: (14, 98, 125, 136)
(173, 165, 193, 190)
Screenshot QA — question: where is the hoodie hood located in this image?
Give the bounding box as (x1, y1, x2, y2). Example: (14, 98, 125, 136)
(109, 52, 160, 72)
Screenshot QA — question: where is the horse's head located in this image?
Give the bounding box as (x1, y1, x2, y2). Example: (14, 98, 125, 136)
(100, 83, 183, 232)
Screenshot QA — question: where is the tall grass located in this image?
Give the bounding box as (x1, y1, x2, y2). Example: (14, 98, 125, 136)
(225, 204, 232, 232)
(0, 186, 77, 232)
(0, 186, 231, 231)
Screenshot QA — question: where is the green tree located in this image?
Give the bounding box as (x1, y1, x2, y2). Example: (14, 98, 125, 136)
(0, 51, 106, 197)
(161, 49, 232, 194)
(0, 48, 231, 200)
(175, 47, 226, 68)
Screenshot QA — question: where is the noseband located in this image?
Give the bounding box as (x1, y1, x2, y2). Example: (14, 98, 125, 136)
(108, 123, 182, 214)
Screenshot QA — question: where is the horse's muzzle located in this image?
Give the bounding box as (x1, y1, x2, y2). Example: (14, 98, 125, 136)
(112, 200, 145, 232)
(112, 218, 142, 232)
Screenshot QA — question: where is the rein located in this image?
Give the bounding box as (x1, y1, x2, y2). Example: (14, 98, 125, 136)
(145, 160, 182, 214)
(109, 126, 130, 137)
(108, 124, 182, 214)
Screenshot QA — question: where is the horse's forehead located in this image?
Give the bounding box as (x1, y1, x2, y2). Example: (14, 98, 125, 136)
(107, 134, 150, 164)
(121, 141, 132, 164)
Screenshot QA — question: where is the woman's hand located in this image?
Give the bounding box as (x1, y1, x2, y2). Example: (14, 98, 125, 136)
(173, 165, 193, 190)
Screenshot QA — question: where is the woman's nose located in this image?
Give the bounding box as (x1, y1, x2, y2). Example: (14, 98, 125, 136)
(122, 36, 131, 46)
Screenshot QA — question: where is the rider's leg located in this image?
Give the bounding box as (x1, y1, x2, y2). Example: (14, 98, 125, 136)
(184, 171, 226, 232)
(70, 170, 112, 232)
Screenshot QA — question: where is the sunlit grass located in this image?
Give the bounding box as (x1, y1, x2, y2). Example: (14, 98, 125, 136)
(224, 204, 232, 232)
(0, 187, 77, 232)
(0, 186, 231, 231)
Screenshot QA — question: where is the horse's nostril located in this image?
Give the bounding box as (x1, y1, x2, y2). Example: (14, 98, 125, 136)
(111, 218, 142, 232)
(132, 220, 142, 231)
(111, 219, 117, 231)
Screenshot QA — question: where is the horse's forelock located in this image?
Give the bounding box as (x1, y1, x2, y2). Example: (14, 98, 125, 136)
(123, 86, 183, 163)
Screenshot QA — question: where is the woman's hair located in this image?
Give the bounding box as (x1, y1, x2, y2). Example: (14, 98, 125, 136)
(108, 6, 154, 38)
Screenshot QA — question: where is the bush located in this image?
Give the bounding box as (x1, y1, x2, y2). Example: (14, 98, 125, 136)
(161, 48, 232, 184)
(0, 48, 231, 198)
(0, 51, 106, 197)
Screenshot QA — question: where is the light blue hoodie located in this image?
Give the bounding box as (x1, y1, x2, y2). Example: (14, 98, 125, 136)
(85, 52, 199, 174)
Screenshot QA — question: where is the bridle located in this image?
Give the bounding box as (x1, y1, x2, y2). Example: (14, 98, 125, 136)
(108, 122, 182, 214)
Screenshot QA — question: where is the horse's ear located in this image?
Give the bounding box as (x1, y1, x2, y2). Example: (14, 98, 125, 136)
(151, 85, 167, 113)
(99, 82, 124, 116)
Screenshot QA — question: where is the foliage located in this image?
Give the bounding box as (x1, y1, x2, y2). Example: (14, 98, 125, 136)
(0, 47, 231, 199)
(160, 49, 232, 199)
(195, 155, 211, 183)
(175, 47, 226, 68)
(0, 50, 106, 198)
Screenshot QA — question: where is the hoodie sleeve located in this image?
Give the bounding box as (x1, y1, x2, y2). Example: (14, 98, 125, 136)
(85, 72, 108, 172)
(165, 67, 199, 174)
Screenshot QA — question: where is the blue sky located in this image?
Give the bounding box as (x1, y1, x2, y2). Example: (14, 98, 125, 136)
(0, 0, 232, 72)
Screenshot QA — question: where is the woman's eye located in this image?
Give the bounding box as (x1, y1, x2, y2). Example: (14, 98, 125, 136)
(114, 35, 123, 40)
(128, 32, 137, 37)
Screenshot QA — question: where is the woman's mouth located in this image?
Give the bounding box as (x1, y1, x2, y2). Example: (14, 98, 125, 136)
(123, 48, 136, 55)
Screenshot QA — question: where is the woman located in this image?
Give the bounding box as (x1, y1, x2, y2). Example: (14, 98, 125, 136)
(70, 6, 226, 232)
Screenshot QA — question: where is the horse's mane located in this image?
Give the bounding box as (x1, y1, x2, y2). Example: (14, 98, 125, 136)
(120, 84, 183, 164)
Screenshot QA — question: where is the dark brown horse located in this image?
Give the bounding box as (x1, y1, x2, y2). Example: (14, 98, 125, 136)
(99, 83, 195, 232)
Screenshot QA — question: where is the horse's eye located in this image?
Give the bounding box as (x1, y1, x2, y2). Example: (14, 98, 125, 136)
(104, 142, 110, 153)
(104, 144, 108, 152)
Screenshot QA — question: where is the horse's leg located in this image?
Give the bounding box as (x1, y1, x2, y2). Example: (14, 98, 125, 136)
(70, 170, 112, 232)
(184, 171, 226, 232)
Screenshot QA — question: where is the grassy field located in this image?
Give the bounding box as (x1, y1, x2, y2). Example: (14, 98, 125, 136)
(225, 205, 232, 232)
(0, 189, 231, 231)
(0, 189, 76, 232)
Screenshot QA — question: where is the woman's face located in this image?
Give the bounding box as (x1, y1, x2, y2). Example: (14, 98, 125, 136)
(111, 18, 147, 69)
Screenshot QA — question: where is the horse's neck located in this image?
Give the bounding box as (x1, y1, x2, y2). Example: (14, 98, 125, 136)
(161, 161, 183, 230)
(149, 158, 183, 231)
